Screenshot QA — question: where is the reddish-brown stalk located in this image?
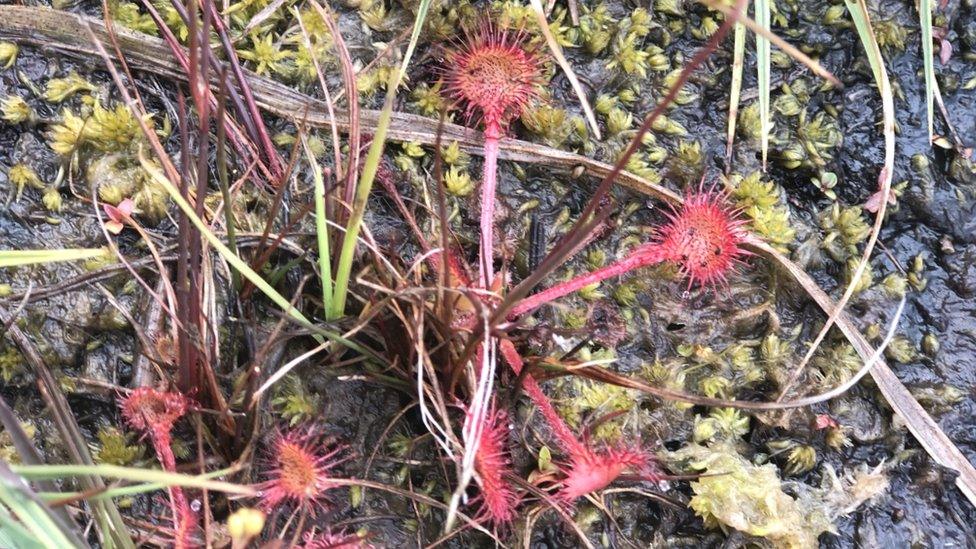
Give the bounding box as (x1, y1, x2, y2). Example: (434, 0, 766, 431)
(510, 190, 748, 318)
(257, 427, 348, 514)
(443, 19, 543, 288)
(120, 387, 194, 548)
(509, 244, 666, 319)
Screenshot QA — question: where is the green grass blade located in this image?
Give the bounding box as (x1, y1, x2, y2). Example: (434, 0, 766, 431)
(845, 0, 976, 507)
(139, 155, 325, 341)
(755, 0, 771, 170)
(846, 1, 886, 85)
(726, 6, 747, 163)
(36, 467, 236, 502)
(919, 0, 935, 142)
(0, 491, 75, 548)
(0, 248, 106, 268)
(141, 155, 375, 397)
(329, 0, 433, 319)
(0, 464, 85, 548)
(528, 0, 601, 139)
(0, 508, 46, 549)
(304, 138, 334, 310)
(11, 464, 254, 496)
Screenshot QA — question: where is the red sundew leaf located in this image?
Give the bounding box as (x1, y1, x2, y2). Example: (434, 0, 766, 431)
(102, 198, 135, 234)
(257, 426, 348, 515)
(441, 18, 544, 131)
(471, 407, 520, 525)
(120, 387, 188, 438)
(557, 445, 655, 502)
(814, 414, 839, 430)
(939, 39, 952, 65)
(653, 190, 749, 288)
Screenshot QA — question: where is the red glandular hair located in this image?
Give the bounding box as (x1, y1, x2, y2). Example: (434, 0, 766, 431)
(654, 190, 749, 288)
(472, 407, 520, 525)
(443, 19, 543, 132)
(257, 427, 348, 514)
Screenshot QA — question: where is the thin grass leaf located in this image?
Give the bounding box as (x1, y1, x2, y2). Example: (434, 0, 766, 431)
(139, 154, 338, 347)
(0, 248, 106, 268)
(0, 395, 78, 532)
(329, 0, 433, 319)
(838, 0, 894, 337)
(303, 138, 334, 310)
(726, 6, 747, 165)
(704, 0, 841, 88)
(920, 0, 935, 142)
(0, 305, 133, 549)
(776, 0, 898, 402)
(755, 0, 771, 170)
(759, 241, 976, 507)
(0, 491, 77, 548)
(141, 151, 375, 372)
(847, 2, 887, 85)
(140, 154, 310, 324)
(36, 467, 236, 502)
(529, 0, 601, 139)
(0, 511, 43, 549)
(215, 75, 241, 291)
(11, 464, 254, 496)
(0, 462, 85, 548)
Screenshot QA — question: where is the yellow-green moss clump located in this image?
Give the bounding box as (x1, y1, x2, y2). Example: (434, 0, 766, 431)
(558, 377, 637, 441)
(693, 407, 750, 443)
(43, 72, 97, 103)
(820, 203, 870, 262)
(0, 345, 24, 382)
(271, 375, 320, 426)
(0, 421, 35, 464)
(731, 171, 796, 251)
(2, 95, 33, 124)
(0, 41, 18, 69)
(7, 164, 44, 200)
(670, 443, 888, 549)
(88, 154, 169, 222)
(521, 99, 576, 148)
(675, 443, 828, 547)
(95, 426, 144, 466)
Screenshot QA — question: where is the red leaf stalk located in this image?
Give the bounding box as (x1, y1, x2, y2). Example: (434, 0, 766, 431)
(510, 190, 749, 318)
(479, 124, 502, 287)
(120, 388, 194, 548)
(498, 339, 586, 458)
(499, 340, 657, 501)
(509, 244, 666, 318)
(443, 20, 543, 288)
